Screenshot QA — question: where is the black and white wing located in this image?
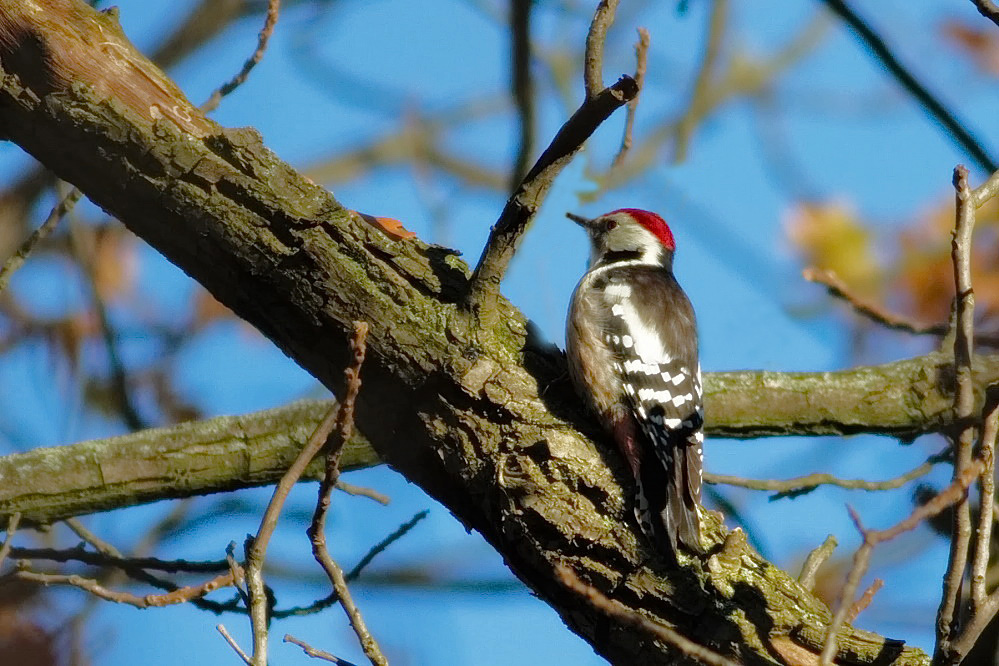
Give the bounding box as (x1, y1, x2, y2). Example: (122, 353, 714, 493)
(601, 269, 704, 555)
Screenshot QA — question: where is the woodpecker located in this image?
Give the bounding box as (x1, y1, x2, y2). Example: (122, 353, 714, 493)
(565, 208, 703, 557)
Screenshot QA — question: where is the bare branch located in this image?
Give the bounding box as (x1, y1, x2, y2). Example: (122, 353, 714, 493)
(242, 397, 344, 663)
(674, 0, 727, 162)
(0, 187, 80, 295)
(803, 267, 951, 338)
(0, 511, 20, 570)
(201, 0, 281, 113)
(936, 165, 977, 659)
(509, 0, 535, 190)
(217, 624, 252, 666)
(240, 324, 370, 664)
(613, 27, 649, 166)
(970, 0, 999, 29)
(821, 462, 984, 665)
(557, 566, 738, 666)
(335, 480, 390, 506)
(971, 387, 999, 610)
(583, 0, 619, 99)
(7, 568, 240, 608)
(819, 0, 996, 172)
(707, 452, 939, 499)
(469, 0, 637, 302)
(274, 510, 428, 619)
(67, 216, 145, 430)
(846, 578, 884, 623)
(306, 323, 387, 666)
(798, 534, 837, 591)
(284, 634, 359, 665)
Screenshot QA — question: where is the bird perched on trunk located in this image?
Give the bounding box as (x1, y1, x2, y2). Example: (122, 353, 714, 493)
(565, 208, 703, 558)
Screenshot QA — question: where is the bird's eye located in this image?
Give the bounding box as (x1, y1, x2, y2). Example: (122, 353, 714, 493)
(604, 219, 617, 231)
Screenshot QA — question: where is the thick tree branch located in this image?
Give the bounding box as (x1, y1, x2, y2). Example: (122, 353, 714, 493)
(0, 1, 929, 663)
(0, 400, 381, 528)
(7, 350, 999, 527)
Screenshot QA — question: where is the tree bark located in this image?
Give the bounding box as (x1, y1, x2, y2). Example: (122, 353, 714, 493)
(0, 1, 940, 663)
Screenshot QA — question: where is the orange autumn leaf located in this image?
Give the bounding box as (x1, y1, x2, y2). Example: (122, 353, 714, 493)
(786, 201, 882, 296)
(351, 210, 417, 241)
(941, 19, 999, 76)
(92, 228, 137, 302)
(895, 197, 999, 323)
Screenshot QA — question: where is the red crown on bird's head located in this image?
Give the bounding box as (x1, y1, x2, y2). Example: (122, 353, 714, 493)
(606, 208, 675, 251)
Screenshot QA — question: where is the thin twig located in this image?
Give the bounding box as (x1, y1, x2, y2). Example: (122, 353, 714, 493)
(67, 217, 145, 431)
(949, 557, 999, 659)
(845, 578, 884, 623)
(284, 634, 359, 665)
(798, 534, 837, 591)
(201, 0, 281, 113)
(242, 379, 354, 662)
(819, 0, 996, 172)
(509, 0, 535, 191)
(8, 510, 427, 620)
(707, 453, 940, 499)
(819, 459, 984, 666)
(971, 386, 999, 611)
(0, 188, 81, 295)
(7, 569, 240, 608)
(583, 0, 619, 99)
(674, 0, 727, 162)
(9, 544, 228, 573)
(335, 480, 390, 506)
(65, 517, 121, 557)
(470, 0, 636, 301)
(970, 0, 999, 29)
(0, 512, 21, 570)
(936, 165, 977, 660)
(217, 624, 253, 666)
(557, 566, 738, 666)
(972, 165, 999, 207)
(612, 28, 649, 166)
(275, 509, 429, 618)
(803, 267, 949, 337)
(307, 323, 387, 666)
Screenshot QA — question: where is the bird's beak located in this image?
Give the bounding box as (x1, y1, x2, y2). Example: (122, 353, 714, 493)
(566, 212, 593, 229)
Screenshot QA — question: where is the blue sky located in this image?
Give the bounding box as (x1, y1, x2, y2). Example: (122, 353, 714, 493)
(4, 0, 999, 663)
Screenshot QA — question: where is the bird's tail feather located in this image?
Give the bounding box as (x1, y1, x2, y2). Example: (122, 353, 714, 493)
(635, 444, 702, 558)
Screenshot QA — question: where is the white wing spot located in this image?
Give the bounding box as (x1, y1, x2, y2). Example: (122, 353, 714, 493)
(660, 371, 672, 383)
(664, 417, 682, 428)
(611, 304, 625, 316)
(622, 335, 634, 348)
(671, 373, 685, 386)
(671, 394, 687, 407)
(605, 283, 632, 298)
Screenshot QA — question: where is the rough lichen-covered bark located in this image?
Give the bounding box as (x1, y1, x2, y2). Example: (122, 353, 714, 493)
(0, 1, 943, 663)
(0, 400, 380, 526)
(5, 346, 999, 528)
